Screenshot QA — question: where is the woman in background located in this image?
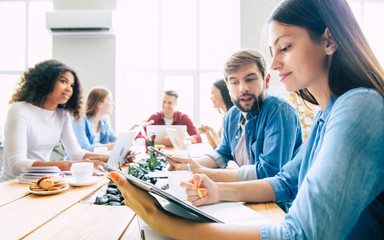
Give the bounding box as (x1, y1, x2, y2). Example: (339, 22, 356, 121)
(198, 79, 233, 149)
(72, 87, 116, 153)
(108, 0, 384, 239)
(0, 59, 107, 182)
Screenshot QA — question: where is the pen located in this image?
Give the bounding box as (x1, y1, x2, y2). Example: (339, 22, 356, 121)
(186, 164, 204, 200)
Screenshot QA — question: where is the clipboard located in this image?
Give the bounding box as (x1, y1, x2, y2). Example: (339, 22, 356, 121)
(103, 165, 223, 223)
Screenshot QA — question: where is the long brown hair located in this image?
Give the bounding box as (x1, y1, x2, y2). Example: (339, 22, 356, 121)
(268, 0, 384, 104)
(85, 87, 111, 118)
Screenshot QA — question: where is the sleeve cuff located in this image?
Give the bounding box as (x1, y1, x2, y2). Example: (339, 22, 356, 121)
(206, 151, 227, 168)
(265, 177, 285, 203)
(237, 165, 258, 181)
(259, 223, 290, 240)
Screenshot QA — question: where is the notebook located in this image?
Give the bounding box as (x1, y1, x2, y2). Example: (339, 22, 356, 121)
(18, 166, 62, 183)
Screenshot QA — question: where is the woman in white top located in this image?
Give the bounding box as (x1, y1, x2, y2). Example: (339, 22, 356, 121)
(0, 59, 107, 182)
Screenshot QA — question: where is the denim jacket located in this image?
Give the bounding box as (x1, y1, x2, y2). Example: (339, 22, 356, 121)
(207, 93, 303, 181)
(260, 88, 384, 239)
(72, 117, 117, 152)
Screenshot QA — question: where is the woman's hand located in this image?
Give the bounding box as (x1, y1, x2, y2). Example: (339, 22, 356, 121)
(197, 125, 210, 134)
(181, 173, 220, 206)
(84, 154, 110, 163)
(122, 150, 137, 165)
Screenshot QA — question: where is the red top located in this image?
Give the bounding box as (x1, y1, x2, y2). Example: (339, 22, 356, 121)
(139, 110, 202, 143)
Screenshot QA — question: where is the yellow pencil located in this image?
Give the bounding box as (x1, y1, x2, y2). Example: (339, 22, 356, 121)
(187, 164, 204, 200)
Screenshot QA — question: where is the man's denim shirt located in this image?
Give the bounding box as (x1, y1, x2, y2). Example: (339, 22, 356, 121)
(207, 93, 303, 182)
(260, 88, 384, 239)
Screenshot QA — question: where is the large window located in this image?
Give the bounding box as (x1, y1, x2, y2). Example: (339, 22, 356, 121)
(348, 0, 384, 65)
(0, 0, 52, 141)
(116, 0, 240, 133)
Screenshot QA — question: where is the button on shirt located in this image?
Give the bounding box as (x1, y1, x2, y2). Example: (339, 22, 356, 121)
(260, 88, 384, 239)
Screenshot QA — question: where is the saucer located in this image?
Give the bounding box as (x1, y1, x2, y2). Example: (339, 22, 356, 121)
(66, 176, 100, 187)
(28, 184, 69, 195)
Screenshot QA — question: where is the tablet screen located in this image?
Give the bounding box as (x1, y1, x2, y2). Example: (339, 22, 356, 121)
(103, 165, 223, 223)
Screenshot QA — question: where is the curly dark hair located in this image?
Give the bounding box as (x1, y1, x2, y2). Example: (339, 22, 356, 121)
(10, 59, 83, 119)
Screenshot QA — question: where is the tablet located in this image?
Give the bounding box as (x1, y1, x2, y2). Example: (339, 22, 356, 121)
(146, 125, 187, 147)
(103, 165, 223, 223)
(107, 131, 137, 168)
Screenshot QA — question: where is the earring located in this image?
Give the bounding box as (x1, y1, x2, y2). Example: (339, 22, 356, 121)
(328, 47, 335, 55)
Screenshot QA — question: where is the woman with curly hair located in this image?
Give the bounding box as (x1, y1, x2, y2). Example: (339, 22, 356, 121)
(0, 59, 107, 182)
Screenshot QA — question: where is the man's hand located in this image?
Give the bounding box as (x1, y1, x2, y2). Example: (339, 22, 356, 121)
(167, 155, 202, 173)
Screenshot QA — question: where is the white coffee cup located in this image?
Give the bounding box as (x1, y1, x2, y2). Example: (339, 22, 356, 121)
(70, 162, 94, 183)
(168, 170, 190, 200)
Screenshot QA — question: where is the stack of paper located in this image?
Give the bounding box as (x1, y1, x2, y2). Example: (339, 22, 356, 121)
(18, 166, 62, 183)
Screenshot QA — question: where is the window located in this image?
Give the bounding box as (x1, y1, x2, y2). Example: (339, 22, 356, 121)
(0, 0, 52, 141)
(116, 0, 240, 133)
(348, 0, 384, 65)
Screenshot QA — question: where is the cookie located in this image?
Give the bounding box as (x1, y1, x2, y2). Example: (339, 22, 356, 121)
(39, 179, 54, 190)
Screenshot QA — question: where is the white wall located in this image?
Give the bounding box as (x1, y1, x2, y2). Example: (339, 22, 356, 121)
(240, 0, 287, 96)
(50, 0, 283, 131)
(51, 0, 117, 128)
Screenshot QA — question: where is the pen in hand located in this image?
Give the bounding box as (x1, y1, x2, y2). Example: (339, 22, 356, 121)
(186, 164, 204, 200)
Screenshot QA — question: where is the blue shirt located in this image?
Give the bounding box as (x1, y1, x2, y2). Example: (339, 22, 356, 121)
(208, 93, 303, 181)
(72, 117, 117, 152)
(260, 88, 384, 239)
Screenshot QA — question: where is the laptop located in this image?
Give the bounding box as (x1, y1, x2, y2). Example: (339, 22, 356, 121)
(165, 128, 187, 150)
(94, 131, 136, 175)
(146, 125, 187, 147)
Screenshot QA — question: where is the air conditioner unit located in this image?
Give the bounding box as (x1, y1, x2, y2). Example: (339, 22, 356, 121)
(46, 10, 115, 37)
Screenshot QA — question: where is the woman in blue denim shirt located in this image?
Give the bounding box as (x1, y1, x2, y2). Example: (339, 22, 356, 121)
(107, 0, 384, 239)
(72, 87, 116, 153)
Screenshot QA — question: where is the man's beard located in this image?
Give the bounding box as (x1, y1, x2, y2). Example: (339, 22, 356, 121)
(233, 93, 264, 113)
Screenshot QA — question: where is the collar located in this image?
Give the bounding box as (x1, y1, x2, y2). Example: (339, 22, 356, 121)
(318, 94, 337, 123)
(160, 110, 180, 122)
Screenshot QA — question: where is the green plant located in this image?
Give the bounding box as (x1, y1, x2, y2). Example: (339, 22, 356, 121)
(147, 149, 161, 171)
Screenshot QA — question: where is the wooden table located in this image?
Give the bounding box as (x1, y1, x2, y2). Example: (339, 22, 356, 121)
(0, 176, 285, 240)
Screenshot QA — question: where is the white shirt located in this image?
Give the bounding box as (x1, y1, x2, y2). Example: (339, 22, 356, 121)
(234, 124, 250, 167)
(0, 102, 87, 181)
(164, 117, 173, 125)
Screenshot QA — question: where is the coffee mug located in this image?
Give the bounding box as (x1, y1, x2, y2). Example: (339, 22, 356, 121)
(168, 170, 190, 200)
(70, 162, 94, 183)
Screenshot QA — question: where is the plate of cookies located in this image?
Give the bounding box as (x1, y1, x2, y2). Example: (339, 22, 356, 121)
(28, 176, 69, 195)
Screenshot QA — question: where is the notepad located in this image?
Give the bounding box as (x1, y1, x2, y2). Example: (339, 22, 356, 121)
(138, 201, 272, 239)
